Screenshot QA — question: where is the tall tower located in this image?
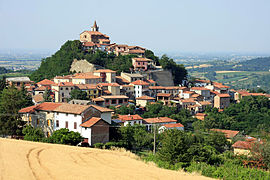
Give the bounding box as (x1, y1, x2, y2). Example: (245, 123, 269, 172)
(91, 20, 99, 32)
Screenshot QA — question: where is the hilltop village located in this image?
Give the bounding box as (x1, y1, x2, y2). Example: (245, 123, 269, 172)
(4, 21, 270, 156)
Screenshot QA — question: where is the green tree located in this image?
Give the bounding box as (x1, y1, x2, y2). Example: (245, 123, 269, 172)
(48, 128, 83, 146)
(22, 125, 45, 141)
(43, 87, 52, 102)
(70, 89, 88, 100)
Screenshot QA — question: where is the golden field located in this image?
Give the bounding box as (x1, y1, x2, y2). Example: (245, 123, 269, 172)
(0, 138, 212, 180)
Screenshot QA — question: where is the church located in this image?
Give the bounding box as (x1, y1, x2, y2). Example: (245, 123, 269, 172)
(80, 21, 111, 46)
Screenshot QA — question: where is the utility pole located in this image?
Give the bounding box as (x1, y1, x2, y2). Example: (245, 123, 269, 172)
(153, 123, 156, 154)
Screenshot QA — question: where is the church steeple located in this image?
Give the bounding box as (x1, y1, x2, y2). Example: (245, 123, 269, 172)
(91, 20, 99, 32)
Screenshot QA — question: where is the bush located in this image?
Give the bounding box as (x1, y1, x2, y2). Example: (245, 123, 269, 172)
(94, 143, 104, 149)
(104, 142, 124, 149)
(22, 125, 45, 142)
(49, 128, 83, 146)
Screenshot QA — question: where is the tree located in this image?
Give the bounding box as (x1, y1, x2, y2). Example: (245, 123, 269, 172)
(70, 89, 88, 100)
(0, 86, 33, 136)
(22, 125, 45, 141)
(48, 128, 83, 146)
(43, 87, 52, 102)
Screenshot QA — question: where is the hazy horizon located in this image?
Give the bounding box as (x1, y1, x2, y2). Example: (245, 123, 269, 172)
(1, 0, 270, 54)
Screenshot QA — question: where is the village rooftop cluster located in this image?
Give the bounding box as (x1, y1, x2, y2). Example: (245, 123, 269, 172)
(6, 21, 270, 155)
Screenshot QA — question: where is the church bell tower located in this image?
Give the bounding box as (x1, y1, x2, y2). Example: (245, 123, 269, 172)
(91, 20, 99, 32)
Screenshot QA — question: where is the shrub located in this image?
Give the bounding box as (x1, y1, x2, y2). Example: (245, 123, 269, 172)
(94, 143, 104, 149)
(104, 142, 124, 149)
(22, 125, 44, 142)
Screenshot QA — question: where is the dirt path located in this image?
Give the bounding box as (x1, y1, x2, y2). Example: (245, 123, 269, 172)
(0, 138, 212, 180)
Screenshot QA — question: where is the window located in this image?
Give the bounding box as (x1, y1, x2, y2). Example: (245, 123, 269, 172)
(60, 87, 63, 90)
(71, 87, 73, 90)
(56, 120, 59, 127)
(62, 93, 64, 97)
(66, 87, 68, 90)
(66, 113, 68, 116)
(74, 122, 77, 129)
(84, 35, 87, 38)
(112, 99, 116, 104)
(74, 114, 77, 117)
(93, 90, 96, 94)
(65, 121, 68, 128)
(37, 119, 39, 125)
(119, 99, 123, 103)
(47, 120, 51, 126)
(56, 112, 59, 115)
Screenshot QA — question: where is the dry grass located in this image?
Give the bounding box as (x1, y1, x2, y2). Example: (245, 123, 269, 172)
(0, 138, 212, 180)
(186, 64, 213, 69)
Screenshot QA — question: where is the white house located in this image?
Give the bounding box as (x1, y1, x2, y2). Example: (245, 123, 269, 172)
(117, 114, 143, 126)
(130, 80, 150, 98)
(159, 123, 184, 133)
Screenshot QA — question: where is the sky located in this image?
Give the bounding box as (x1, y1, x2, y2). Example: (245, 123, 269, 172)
(0, 0, 270, 54)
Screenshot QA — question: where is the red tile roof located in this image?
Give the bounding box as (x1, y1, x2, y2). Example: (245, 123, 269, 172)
(80, 117, 103, 128)
(181, 98, 196, 103)
(149, 86, 165, 90)
(75, 84, 97, 90)
(37, 79, 54, 86)
(232, 141, 252, 150)
(118, 114, 143, 122)
(54, 104, 90, 114)
(52, 82, 74, 87)
(191, 87, 209, 91)
(72, 73, 101, 79)
(216, 94, 230, 98)
(131, 80, 149, 86)
(19, 102, 63, 113)
(94, 69, 116, 73)
(210, 129, 239, 139)
(35, 86, 47, 91)
(136, 96, 155, 100)
(98, 83, 120, 87)
(132, 58, 152, 62)
(162, 123, 184, 128)
(101, 95, 129, 99)
(157, 93, 171, 97)
(90, 105, 114, 112)
(143, 117, 177, 124)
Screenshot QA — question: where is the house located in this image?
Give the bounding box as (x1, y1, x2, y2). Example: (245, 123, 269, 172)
(92, 95, 129, 107)
(206, 82, 230, 94)
(36, 79, 54, 88)
(159, 123, 184, 133)
(214, 94, 230, 109)
(75, 84, 100, 99)
(232, 141, 253, 156)
(115, 76, 130, 85)
(72, 72, 102, 85)
(193, 79, 211, 87)
(120, 72, 145, 83)
(19, 102, 113, 145)
(210, 129, 239, 142)
(116, 114, 143, 126)
(80, 117, 110, 145)
(136, 96, 155, 107)
(157, 93, 173, 105)
(190, 87, 211, 100)
(34, 86, 47, 95)
(131, 80, 150, 98)
(107, 44, 145, 57)
(120, 85, 135, 98)
(180, 98, 196, 109)
(198, 101, 212, 111)
(53, 75, 73, 83)
(180, 91, 195, 99)
(132, 58, 154, 71)
(143, 117, 177, 131)
(97, 83, 120, 96)
(68, 99, 91, 105)
(93, 69, 117, 83)
(51, 82, 75, 103)
(194, 113, 207, 120)
(6, 77, 31, 88)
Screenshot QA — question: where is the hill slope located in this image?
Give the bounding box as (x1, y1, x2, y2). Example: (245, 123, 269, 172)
(0, 138, 211, 180)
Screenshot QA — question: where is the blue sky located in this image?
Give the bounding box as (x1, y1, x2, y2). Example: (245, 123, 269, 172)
(0, 0, 270, 54)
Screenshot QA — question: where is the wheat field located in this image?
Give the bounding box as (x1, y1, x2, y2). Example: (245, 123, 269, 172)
(0, 138, 212, 180)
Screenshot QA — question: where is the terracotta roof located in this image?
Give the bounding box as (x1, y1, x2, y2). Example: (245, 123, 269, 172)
(191, 87, 209, 91)
(191, 93, 201, 98)
(80, 117, 104, 128)
(33, 94, 44, 103)
(98, 83, 120, 87)
(210, 90, 219, 95)
(132, 58, 152, 62)
(72, 73, 101, 79)
(101, 95, 129, 99)
(181, 98, 196, 103)
(183, 91, 195, 94)
(82, 31, 104, 36)
(52, 82, 74, 87)
(116, 76, 129, 84)
(90, 105, 114, 112)
(146, 79, 156, 84)
(198, 101, 212, 105)
(94, 69, 116, 73)
(194, 79, 211, 83)
(143, 117, 177, 124)
(19, 102, 63, 113)
(92, 97, 105, 101)
(35, 86, 47, 91)
(157, 93, 171, 97)
(131, 80, 149, 86)
(117, 114, 143, 122)
(216, 94, 230, 98)
(37, 79, 54, 86)
(232, 141, 252, 150)
(128, 49, 145, 54)
(136, 96, 155, 100)
(164, 86, 181, 90)
(75, 84, 97, 90)
(162, 123, 184, 128)
(210, 129, 239, 139)
(83, 42, 96, 47)
(54, 104, 90, 115)
(250, 93, 265, 96)
(149, 86, 165, 90)
(214, 84, 230, 89)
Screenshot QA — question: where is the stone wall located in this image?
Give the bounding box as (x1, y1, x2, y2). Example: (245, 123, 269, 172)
(70, 59, 102, 73)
